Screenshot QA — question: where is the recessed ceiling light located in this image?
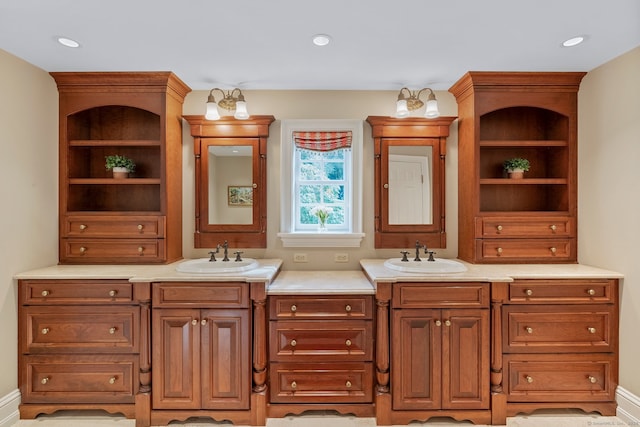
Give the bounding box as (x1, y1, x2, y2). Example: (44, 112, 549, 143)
(57, 37, 80, 48)
(562, 36, 585, 47)
(312, 34, 331, 47)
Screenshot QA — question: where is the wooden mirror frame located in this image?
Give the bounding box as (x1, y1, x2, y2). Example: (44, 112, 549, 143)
(183, 115, 275, 248)
(366, 116, 457, 249)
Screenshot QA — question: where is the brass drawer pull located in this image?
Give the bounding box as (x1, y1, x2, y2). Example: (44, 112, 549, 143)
(41, 290, 50, 297)
(79, 224, 87, 230)
(496, 225, 503, 233)
(525, 375, 533, 384)
(550, 247, 557, 254)
(138, 246, 144, 254)
(137, 224, 144, 231)
(525, 327, 533, 334)
(588, 327, 596, 334)
(550, 224, 557, 232)
(444, 320, 451, 327)
(290, 305, 297, 313)
(525, 289, 533, 296)
(435, 320, 442, 326)
(41, 328, 50, 335)
(496, 247, 503, 255)
(290, 339, 297, 347)
(588, 376, 597, 384)
(346, 380, 352, 388)
(345, 339, 352, 347)
(41, 377, 50, 385)
(291, 381, 297, 389)
(588, 289, 596, 296)
(345, 304, 352, 313)
(109, 290, 117, 297)
(79, 246, 87, 254)
(109, 327, 117, 334)
(109, 376, 117, 384)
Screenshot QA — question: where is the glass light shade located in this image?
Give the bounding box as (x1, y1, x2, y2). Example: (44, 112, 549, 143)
(395, 99, 410, 118)
(205, 101, 220, 120)
(424, 98, 440, 118)
(234, 100, 249, 120)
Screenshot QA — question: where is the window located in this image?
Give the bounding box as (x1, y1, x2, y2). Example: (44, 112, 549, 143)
(279, 120, 364, 247)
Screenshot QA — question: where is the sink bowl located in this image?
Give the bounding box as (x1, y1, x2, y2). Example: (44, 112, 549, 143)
(383, 258, 467, 274)
(176, 258, 259, 274)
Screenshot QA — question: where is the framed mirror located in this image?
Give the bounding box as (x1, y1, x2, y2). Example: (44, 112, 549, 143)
(183, 115, 275, 248)
(366, 116, 456, 248)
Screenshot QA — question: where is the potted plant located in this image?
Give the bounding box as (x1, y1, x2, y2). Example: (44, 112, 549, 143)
(503, 157, 530, 179)
(105, 155, 136, 179)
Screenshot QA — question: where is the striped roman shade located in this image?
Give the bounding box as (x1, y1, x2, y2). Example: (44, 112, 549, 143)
(292, 131, 352, 152)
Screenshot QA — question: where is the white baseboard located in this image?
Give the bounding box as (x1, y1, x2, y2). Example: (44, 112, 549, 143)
(0, 389, 20, 427)
(618, 386, 640, 425)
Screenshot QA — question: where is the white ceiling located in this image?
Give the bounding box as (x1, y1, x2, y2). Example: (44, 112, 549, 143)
(1, 0, 639, 91)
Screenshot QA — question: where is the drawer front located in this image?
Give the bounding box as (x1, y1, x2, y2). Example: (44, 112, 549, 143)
(504, 354, 617, 402)
(21, 306, 139, 354)
(270, 295, 372, 320)
(63, 215, 165, 238)
(509, 279, 617, 304)
(393, 283, 490, 308)
(504, 305, 616, 353)
(479, 239, 574, 262)
(478, 217, 573, 238)
(152, 282, 249, 308)
(270, 362, 373, 403)
(21, 355, 138, 404)
(270, 320, 373, 362)
(21, 280, 133, 305)
(61, 238, 164, 263)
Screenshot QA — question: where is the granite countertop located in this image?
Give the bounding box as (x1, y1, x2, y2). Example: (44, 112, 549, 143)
(267, 270, 375, 295)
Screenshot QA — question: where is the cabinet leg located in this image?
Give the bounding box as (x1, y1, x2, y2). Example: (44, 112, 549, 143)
(375, 391, 392, 425)
(491, 391, 507, 425)
(135, 392, 151, 427)
(251, 389, 267, 426)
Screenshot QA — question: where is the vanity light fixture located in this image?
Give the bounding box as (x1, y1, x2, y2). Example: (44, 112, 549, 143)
(205, 88, 249, 120)
(395, 87, 440, 119)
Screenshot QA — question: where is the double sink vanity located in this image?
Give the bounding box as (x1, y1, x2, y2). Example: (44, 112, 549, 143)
(16, 257, 621, 426)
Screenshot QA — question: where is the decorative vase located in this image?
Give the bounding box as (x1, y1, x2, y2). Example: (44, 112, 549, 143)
(112, 167, 130, 179)
(507, 169, 524, 179)
(318, 221, 327, 232)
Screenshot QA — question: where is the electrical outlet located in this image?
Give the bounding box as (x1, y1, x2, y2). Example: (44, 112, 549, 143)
(334, 253, 349, 263)
(293, 253, 308, 263)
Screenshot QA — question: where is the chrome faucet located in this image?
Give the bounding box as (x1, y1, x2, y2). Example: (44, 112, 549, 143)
(221, 240, 230, 261)
(415, 240, 428, 261)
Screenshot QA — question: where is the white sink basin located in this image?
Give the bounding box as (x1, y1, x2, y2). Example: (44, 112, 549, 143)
(383, 258, 467, 274)
(176, 258, 259, 274)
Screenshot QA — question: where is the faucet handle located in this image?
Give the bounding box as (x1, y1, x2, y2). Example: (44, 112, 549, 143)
(208, 251, 217, 262)
(234, 251, 244, 262)
(426, 251, 436, 262)
(400, 251, 410, 262)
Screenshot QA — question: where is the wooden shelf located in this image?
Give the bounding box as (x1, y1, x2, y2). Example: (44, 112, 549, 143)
(69, 178, 161, 185)
(69, 139, 161, 147)
(480, 178, 567, 185)
(479, 140, 568, 147)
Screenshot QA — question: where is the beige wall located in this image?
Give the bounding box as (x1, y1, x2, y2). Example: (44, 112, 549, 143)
(0, 49, 58, 395)
(578, 46, 640, 398)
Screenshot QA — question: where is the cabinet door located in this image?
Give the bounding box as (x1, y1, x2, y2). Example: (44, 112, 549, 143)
(392, 309, 441, 410)
(152, 309, 200, 409)
(200, 309, 250, 410)
(442, 309, 490, 410)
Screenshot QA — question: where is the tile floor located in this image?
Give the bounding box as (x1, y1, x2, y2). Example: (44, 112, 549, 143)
(11, 410, 632, 427)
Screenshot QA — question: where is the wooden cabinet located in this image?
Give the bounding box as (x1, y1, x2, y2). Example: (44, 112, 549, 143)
(449, 72, 585, 263)
(151, 282, 263, 426)
(387, 283, 491, 424)
(51, 72, 191, 264)
(268, 295, 375, 417)
(491, 278, 619, 423)
(17, 279, 146, 420)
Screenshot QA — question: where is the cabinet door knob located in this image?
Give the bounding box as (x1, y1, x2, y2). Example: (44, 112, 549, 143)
(588, 289, 596, 296)
(550, 247, 557, 254)
(444, 320, 451, 327)
(383, 183, 389, 189)
(588, 327, 596, 334)
(496, 225, 503, 232)
(290, 339, 297, 347)
(525, 289, 533, 296)
(41, 377, 50, 385)
(345, 339, 352, 347)
(550, 224, 557, 232)
(137, 224, 144, 231)
(109, 376, 117, 384)
(291, 381, 297, 389)
(41, 290, 50, 297)
(345, 304, 352, 313)
(435, 320, 442, 326)
(109, 327, 117, 334)
(588, 376, 597, 384)
(138, 246, 144, 254)
(346, 380, 352, 388)
(191, 319, 198, 326)
(41, 328, 50, 335)
(496, 247, 503, 255)
(201, 319, 207, 326)
(79, 224, 87, 230)
(79, 246, 87, 254)
(526, 375, 533, 383)
(525, 327, 533, 334)
(290, 305, 297, 313)
(109, 290, 117, 297)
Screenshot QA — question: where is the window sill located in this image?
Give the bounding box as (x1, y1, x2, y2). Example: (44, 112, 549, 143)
(277, 232, 365, 248)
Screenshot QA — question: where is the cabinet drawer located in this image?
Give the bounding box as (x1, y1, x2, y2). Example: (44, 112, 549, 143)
(21, 354, 138, 404)
(393, 283, 489, 308)
(504, 305, 616, 353)
(152, 282, 249, 308)
(270, 362, 373, 403)
(504, 354, 617, 402)
(21, 306, 139, 354)
(509, 279, 617, 304)
(270, 295, 372, 320)
(21, 280, 133, 304)
(478, 217, 573, 238)
(478, 239, 574, 262)
(270, 320, 372, 362)
(63, 215, 165, 238)
(61, 238, 165, 263)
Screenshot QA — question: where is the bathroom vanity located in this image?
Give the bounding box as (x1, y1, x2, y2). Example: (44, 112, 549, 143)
(15, 260, 621, 426)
